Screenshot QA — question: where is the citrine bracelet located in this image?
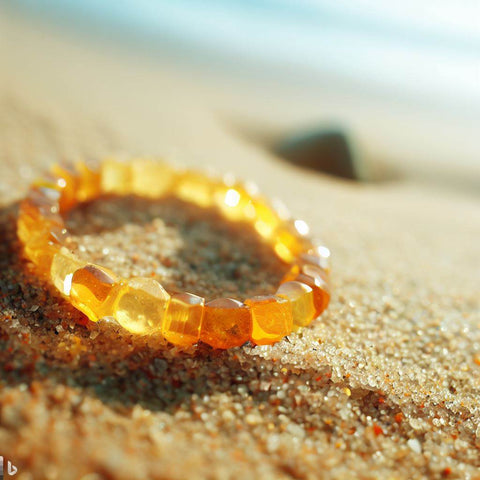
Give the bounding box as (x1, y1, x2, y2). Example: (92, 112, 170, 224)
(17, 159, 331, 349)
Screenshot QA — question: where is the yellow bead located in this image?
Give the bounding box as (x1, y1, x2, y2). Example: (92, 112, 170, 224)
(50, 250, 85, 296)
(252, 198, 281, 239)
(245, 295, 293, 345)
(101, 159, 132, 194)
(201, 298, 252, 349)
(162, 292, 204, 346)
(131, 159, 177, 198)
(50, 164, 79, 212)
(75, 161, 101, 203)
(277, 281, 316, 328)
(214, 185, 255, 222)
(70, 264, 118, 321)
(112, 278, 170, 334)
(175, 172, 216, 208)
(273, 223, 313, 264)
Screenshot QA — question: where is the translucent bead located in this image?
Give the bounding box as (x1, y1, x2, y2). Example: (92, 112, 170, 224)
(70, 264, 118, 321)
(131, 159, 177, 198)
(245, 295, 293, 345)
(162, 292, 204, 346)
(293, 273, 330, 317)
(51, 250, 85, 296)
(101, 159, 132, 195)
(50, 164, 79, 212)
(201, 298, 252, 349)
(252, 198, 281, 239)
(276, 281, 316, 328)
(175, 172, 217, 208)
(112, 278, 170, 334)
(273, 222, 313, 264)
(283, 262, 328, 284)
(214, 184, 255, 222)
(75, 161, 101, 203)
(305, 246, 331, 272)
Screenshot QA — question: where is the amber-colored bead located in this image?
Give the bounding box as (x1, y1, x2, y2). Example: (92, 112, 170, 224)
(293, 273, 330, 317)
(201, 298, 252, 349)
(131, 159, 177, 198)
(70, 264, 118, 321)
(214, 184, 255, 222)
(50, 164, 79, 212)
(252, 198, 281, 239)
(51, 250, 85, 296)
(75, 161, 101, 203)
(112, 278, 170, 334)
(277, 281, 316, 328)
(101, 159, 132, 194)
(273, 222, 313, 264)
(162, 292, 204, 346)
(245, 295, 293, 345)
(176, 172, 217, 208)
(305, 246, 331, 272)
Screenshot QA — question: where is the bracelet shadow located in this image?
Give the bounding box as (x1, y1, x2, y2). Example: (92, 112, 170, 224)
(0, 198, 409, 450)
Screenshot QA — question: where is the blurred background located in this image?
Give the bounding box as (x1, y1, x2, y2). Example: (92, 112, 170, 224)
(2, 0, 480, 191)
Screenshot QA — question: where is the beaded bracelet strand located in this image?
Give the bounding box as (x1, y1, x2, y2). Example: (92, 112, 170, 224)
(17, 159, 331, 349)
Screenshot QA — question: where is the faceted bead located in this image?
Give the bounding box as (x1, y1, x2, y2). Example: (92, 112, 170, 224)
(112, 278, 170, 334)
(245, 295, 293, 345)
(175, 172, 217, 208)
(283, 262, 328, 284)
(162, 292, 204, 346)
(101, 159, 132, 195)
(273, 222, 313, 264)
(131, 159, 177, 198)
(214, 184, 255, 222)
(252, 198, 281, 239)
(75, 161, 101, 203)
(293, 273, 330, 317)
(276, 281, 316, 328)
(70, 264, 118, 321)
(50, 164, 79, 212)
(50, 250, 85, 296)
(201, 298, 252, 349)
(305, 245, 331, 272)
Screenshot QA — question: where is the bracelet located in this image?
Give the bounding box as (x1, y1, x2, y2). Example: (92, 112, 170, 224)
(17, 158, 331, 349)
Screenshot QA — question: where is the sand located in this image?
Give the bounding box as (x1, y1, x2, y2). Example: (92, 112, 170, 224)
(0, 10, 479, 480)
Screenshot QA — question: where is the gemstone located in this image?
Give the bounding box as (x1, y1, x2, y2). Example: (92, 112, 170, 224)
(50, 164, 79, 212)
(176, 172, 216, 208)
(112, 278, 170, 334)
(162, 292, 204, 346)
(245, 295, 293, 345)
(101, 159, 132, 194)
(252, 198, 281, 239)
(70, 264, 118, 321)
(201, 298, 252, 349)
(131, 159, 177, 198)
(50, 250, 85, 296)
(276, 281, 316, 328)
(75, 161, 101, 202)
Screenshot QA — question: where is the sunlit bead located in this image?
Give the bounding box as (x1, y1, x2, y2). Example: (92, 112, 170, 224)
(75, 161, 101, 203)
(101, 159, 132, 195)
(50, 250, 85, 296)
(70, 264, 118, 321)
(50, 164, 79, 212)
(245, 295, 293, 345)
(283, 261, 328, 285)
(201, 298, 252, 349)
(273, 221, 313, 264)
(162, 292, 204, 346)
(112, 278, 170, 334)
(252, 198, 281, 240)
(293, 272, 330, 317)
(306, 245, 331, 272)
(175, 172, 217, 208)
(276, 281, 316, 329)
(214, 184, 256, 222)
(131, 159, 177, 198)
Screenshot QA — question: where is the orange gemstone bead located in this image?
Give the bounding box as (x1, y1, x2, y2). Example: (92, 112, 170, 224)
(75, 161, 101, 203)
(70, 264, 118, 321)
(201, 298, 252, 349)
(131, 159, 177, 198)
(101, 159, 132, 195)
(162, 292, 205, 347)
(245, 295, 293, 345)
(277, 281, 316, 328)
(294, 272, 330, 317)
(50, 164, 79, 212)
